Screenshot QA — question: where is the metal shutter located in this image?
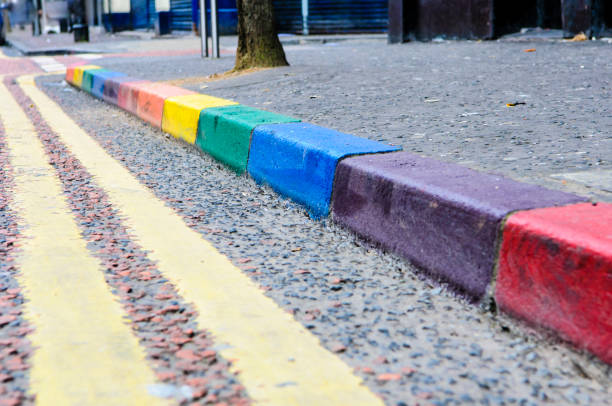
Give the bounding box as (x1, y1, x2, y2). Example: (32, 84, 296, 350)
(171, 0, 192, 30)
(308, 0, 387, 33)
(131, 0, 151, 28)
(273, 0, 303, 34)
(147, 0, 156, 27)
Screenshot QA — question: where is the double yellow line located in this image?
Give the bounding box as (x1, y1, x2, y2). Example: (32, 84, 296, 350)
(0, 74, 383, 406)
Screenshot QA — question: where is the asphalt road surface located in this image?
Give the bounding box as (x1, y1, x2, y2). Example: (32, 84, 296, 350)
(0, 36, 611, 406)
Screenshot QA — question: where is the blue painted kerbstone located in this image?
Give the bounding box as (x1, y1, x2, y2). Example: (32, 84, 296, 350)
(248, 123, 400, 219)
(102, 76, 143, 105)
(331, 151, 587, 301)
(88, 70, 126, 99)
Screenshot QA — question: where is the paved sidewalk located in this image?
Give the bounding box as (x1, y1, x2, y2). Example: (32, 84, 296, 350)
(57, 36, 612, 202)
(6, 25, 385, 55)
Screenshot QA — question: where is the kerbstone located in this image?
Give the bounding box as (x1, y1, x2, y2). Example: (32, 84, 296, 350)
(135, 83, 195, 128)
(103, 76, 146, 106)
(248, 123, 400, 218)
(331, 151, 587, 300)
(162, 94, 237, 144)
(90, 70, 126, 100)
(72, 65, 102, 89)
(496, 202, 612, 365)
(197, 105, 300, 174)
(65, 66, 76, 85)
(117, 80, 153, 115)
(82, 68, 115, 95)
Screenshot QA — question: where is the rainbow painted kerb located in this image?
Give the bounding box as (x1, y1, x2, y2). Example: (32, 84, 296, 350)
(65, 66, 612, 365)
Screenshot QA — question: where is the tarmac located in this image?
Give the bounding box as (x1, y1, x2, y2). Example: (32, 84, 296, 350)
(1, 29, 611, 405)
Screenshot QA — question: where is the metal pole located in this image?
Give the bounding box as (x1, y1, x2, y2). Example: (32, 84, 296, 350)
(199, 0, 208, 57)
(40, 0, 48, 34)
(301, 0, 308, 35)
(97, 0, 103, 27)
(210, 0, 218, 58)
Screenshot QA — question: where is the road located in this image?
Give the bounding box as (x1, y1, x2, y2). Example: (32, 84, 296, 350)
(0, 36, 611, 405)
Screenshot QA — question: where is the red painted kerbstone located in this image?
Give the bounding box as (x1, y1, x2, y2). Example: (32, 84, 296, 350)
(496, 202, 612, 364)
(65, 65, 84, 85)
(117, 80, 153, 115)
(65, 67, 75, 84)
(102, 76, 147, 106)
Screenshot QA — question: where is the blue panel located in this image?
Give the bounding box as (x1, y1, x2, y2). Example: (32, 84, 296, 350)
(247, 123, 400, 219)
(131, 0, 149, 28)
(90, 71, 126, 99)
(308, 0, 388, 33)
(273, 0, 388, 34)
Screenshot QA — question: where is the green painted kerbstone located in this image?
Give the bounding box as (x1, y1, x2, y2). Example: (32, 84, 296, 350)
(196, 105, 300, 173)
(81, 68, 107, 94)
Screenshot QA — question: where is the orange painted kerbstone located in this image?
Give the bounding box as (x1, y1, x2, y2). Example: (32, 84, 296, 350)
(117, 80, 153, 115)
(134, 83, 196, 128)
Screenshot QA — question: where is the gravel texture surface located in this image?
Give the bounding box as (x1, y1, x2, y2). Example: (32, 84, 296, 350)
(6, 77, 249, 406)
(0, 112, 35, 406)
(37, 71, 612, 406)
(82, 38, 612, 202)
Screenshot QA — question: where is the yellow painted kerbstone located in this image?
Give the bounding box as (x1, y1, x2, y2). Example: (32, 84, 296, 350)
(161, 93, 237, 144)
(72, 65, 102, 88)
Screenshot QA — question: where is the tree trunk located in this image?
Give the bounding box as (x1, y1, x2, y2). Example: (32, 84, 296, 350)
(234, 0, 288, 71)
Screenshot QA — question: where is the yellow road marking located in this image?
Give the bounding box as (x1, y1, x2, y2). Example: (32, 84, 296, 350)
(0, 79, 166, 406)
(19, 75, 384, 405)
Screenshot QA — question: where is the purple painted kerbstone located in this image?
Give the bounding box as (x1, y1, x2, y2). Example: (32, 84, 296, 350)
(331, 151, 587, 301)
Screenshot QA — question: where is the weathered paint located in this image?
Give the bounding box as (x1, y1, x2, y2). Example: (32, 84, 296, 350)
(102, 76, 147, 106)
(248, 123, 399, 218)
(196, 105, 299, 174)
(1, 79, 165, 406)
(496, 202, 612, 365)
(135, 83, 195, 128)
(90, 70, 126, 100)
(116, 80, 154, 115)
(72, 65, 102, 89)
(331, 152, 586, 301)
(162, 94, 237, 145)
(20, 74, 386, 406)
(65, 65, 76, 84)
(81, 68, 112, 94)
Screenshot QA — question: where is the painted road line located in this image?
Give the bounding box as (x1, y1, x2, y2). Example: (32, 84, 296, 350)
(30, 56, 66, 73)
(79, 53, 103, 60)
(496, 202, 612, 365)
(0, 79, 166, 405)
(197, 105, 299, 174)
(20, 75, 384, 406)
(162, 94, 237, 144)
(331, 151, 586, 301)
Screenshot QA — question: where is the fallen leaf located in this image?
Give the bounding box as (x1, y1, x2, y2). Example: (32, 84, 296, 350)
(377, 373, 401, 381)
